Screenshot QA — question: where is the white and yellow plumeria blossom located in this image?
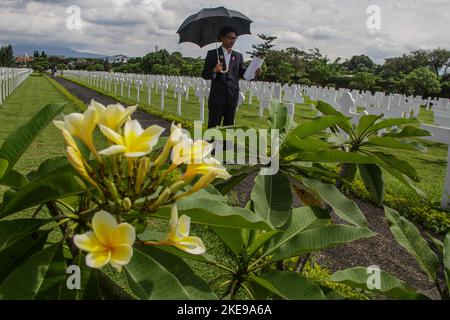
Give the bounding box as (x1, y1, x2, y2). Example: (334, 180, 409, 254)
(181, 157, 231, 195)
(99, 119, 165, 157)
(74, 211, 136, 271)
(54, 107, 99, 156)
(153, 205, 205, 255)
(91, 100, 137, 132)
(171, 138, 214, 166)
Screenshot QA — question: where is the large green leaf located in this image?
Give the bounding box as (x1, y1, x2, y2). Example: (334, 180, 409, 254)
(138, 246, 217, 299)
(330, 267, 429, 299)
(124, 247, 214, 300)
(0, 164, 87, 218)
(0, 159, 7, 180)
(271, 225, 376, 261)
(0, 218, 52, 251)
(0, 169, 28, 189)
(315, 100, 352, 134)
(0, 243, 66, 299)
(356, 114, 384, 136)
(367, 118, 417, 133)
(212, 227, 244, 256)
(0, 102, 66, 177)
(301, 176, 369, 228)
(384, 206, 439, 282)
(250, 173, 293, 229)
(443, 232, 450, 290)
(152, 188, 274, 230)
(365, 136, 419, 151)
(247, 230, 280, 258)
(382, 125, 431, 138)
(263, 206, 331, 259)
(287, 150, 375, 163)
(269, 100, 289, 131)
(281, 136, 331, 157)
(0, 230, 50, 283)
(372, 152, 418, 180)
(286, 115, 348, 141)
(248, 271, 325, 300)
(358, 164, 384, 205)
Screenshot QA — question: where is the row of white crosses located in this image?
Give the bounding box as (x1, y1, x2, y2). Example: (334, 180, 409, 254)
(0, 68, 32, 106)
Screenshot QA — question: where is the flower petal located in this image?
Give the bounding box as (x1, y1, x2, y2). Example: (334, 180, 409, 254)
(110, 244, 133, 266)
(110, 223, 136, 247)
(173, 236, 206, 255)
(99, 145, 127, 156)
(92, 211, 117, 246)
(99, 125, 123, 145)
(74, 231, 107, 252)
(86, 250, 111, 269)
(177, 215, 191, 238)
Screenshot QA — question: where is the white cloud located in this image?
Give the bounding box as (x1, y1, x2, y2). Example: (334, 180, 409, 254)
(0, 0, 449, 63)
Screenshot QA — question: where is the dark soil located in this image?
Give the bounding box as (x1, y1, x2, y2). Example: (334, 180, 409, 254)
(55, 76, 441, 299)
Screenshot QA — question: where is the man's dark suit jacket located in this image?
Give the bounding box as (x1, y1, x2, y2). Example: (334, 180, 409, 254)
(201, 47, 247, 106)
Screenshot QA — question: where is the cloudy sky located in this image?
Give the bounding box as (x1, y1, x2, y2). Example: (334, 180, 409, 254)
(0, 0, 449, 63)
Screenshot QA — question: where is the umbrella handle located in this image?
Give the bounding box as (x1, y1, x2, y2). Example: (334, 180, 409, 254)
(215, 43, 228, 73)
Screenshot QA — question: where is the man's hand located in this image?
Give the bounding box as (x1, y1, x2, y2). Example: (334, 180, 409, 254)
(214, 63, 223, 73)
(255, 68, 262, 77)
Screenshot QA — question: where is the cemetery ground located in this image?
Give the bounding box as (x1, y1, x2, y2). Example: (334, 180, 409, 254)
(1, 74, 448, 299)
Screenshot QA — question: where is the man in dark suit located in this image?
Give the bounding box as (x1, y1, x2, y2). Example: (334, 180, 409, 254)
(202, 26, 261, 128)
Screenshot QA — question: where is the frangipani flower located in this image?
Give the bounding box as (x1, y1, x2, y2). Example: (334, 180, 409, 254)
(169, 122, 188, 147)
(99, 120, 164, 157)
(161, 205, 205, 255)
(91, 100, 137, 132)
(54, 107, 99, 156)
(171, 138, 213, 166)
(74, 211, 136, 271)
(181, 157, 231, 195)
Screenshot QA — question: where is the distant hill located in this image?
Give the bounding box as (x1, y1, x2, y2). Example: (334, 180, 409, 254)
(9, 43, 109, 59)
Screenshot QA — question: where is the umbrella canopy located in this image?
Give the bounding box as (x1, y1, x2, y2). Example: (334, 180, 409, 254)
(176, 6, 253, 48)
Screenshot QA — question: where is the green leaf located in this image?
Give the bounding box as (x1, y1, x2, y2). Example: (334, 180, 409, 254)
(269, 100, 289, 131)
(0, 243, 66, 299)
(372, 152, 418, 180)
(356, 114, 384, 136)
(286, 115, 348, 141)
(212, 227, 244, 256)
(0, 218, 52, 251)
(384, 206, 439, 282)
(247, 230, 280, 258)
(0, 164, 87, 218)
(0, 102, 66, 178)
(124, 247, 214, 299)
(301, 176, 369, 228)
(250, 172, 293, 229)
(248, 271, 325, 300)
(271, 225, 376, 261)
(443, 232, 450, 291)
(139, 246, 217, 299)
(367, 118, 417, 133)
(0, 170, 28, 189)
(281, 136, 331, 157)
(0, 159, 7, 180)
(287, 150, 375, 163)
(383, 125, 431, 138)
(330, 267, 429, 300)
(152, 188, 274, 230)
(315, 100, 352, 134)
(358, 164, 384, 205)
(213, 165, 259, 195)
(366, 136, 420, 151)
(0, 230, 49, 283)
(263, 206, 331, 259)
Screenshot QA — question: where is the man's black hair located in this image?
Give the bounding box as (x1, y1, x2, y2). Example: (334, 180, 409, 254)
(218, 26, 237, 40)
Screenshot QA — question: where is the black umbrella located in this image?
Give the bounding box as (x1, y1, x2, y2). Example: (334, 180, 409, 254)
(177, 6, 253, 71)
